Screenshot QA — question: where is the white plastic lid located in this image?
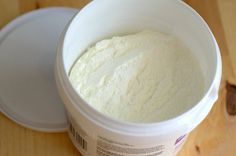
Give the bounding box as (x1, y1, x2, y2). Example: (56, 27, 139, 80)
(0, 7, 78, 132)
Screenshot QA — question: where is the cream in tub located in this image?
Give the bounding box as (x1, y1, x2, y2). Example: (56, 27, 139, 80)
(55, 0, 222, 155)
(69, 30, 205, 123)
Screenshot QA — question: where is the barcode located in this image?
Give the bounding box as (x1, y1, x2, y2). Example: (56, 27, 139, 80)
(69, 122, 87, 151)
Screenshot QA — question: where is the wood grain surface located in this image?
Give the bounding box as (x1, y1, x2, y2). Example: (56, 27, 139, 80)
(0, 0, 236, 156)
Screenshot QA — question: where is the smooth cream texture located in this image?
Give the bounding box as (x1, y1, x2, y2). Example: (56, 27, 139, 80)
(69, 30, 204, 123)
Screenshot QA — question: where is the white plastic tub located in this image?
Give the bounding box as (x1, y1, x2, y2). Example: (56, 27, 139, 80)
(55, 0, 222, 155)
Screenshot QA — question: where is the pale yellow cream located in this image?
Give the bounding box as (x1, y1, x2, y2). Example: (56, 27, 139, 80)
(69, 30, 204, 123)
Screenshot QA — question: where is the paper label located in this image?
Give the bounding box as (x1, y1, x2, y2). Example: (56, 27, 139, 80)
(96, 136, 165, 156)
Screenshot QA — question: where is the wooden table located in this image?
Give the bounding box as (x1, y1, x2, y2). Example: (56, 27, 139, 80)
(0, 0, 236, 155)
